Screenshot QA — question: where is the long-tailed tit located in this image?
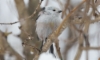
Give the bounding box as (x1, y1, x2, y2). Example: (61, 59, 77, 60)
(36, 5, 62, 54)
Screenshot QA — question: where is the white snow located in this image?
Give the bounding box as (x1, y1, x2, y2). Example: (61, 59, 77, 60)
(38, 53, 60, 60)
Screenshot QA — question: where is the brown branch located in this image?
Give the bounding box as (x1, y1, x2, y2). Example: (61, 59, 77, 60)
(62, 0, 70, 18)
(81, 47, 100, 50)
(72, 16, 100, 24)
(55, 39, 62, 59)
(26, 0, 42, 19)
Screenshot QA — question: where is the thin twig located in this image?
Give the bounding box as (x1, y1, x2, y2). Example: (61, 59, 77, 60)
(81, 47, 100, 50)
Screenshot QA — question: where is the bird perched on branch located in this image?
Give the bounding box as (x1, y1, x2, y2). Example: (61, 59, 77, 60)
(36, 5, 62, 54)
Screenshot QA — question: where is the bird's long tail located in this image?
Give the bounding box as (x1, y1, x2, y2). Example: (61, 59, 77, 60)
(50, 44, 54, 54)
(39, 37, 55, 56)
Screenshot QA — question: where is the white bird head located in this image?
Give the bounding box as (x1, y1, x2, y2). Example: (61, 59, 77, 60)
(42, 6, 62, 15)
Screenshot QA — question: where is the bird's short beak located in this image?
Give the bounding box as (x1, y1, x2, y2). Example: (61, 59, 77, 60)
(58, 11, 62, 13)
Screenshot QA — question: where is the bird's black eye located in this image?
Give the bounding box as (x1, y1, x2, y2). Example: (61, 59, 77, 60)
(53, 9, 56, 11)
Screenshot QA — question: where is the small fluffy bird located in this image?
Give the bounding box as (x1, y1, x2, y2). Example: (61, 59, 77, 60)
(36, 5, 62, 54)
